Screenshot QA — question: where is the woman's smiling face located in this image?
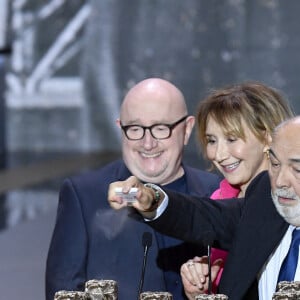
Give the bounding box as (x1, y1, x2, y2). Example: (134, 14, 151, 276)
(205, 116, 269, 195)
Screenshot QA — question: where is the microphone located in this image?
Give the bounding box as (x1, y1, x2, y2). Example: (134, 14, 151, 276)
(202, 232, 214, 294)
(138, 232, 152, 298)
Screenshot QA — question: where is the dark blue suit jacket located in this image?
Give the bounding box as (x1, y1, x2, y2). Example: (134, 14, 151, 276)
(46, 159, 220, 300)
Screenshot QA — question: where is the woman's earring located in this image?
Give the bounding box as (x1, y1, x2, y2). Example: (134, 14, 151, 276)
(264, 148, 270, 159)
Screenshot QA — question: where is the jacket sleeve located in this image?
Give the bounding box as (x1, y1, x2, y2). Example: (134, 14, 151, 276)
(149, 190, 243, 250)
(45, 178, 87, 300)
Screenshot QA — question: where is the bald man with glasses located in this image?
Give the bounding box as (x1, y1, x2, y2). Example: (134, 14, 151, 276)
(45, 78, 221, 300)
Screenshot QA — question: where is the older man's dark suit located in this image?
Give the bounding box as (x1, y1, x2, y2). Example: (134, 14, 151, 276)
(150, 171, 289, 300)
(46, 159, 220, 300)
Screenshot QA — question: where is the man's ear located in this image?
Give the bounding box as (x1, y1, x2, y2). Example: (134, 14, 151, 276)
(184, 116, 195, 145)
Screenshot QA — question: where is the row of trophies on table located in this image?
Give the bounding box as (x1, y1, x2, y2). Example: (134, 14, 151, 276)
(54, 279, 300, 299)
(272, 281, 300, 299)
(53, 279, 228, 300)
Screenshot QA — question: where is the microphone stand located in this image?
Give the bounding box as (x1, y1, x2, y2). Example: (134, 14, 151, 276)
(208, 243, 212, 294)
(138, 232, 152, 299)
(203, 231, 214, 295)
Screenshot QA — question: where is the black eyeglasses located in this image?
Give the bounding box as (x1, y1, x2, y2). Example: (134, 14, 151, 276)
(120, 115, 188, 140)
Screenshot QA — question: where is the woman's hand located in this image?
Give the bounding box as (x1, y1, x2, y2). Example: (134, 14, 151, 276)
(180, 256, 223, 299)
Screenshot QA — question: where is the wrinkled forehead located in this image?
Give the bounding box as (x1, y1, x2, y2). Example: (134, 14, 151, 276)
(271, 125, 300, 161)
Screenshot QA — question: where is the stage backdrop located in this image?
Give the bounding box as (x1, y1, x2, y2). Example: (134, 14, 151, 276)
(81, 0, 300, 168)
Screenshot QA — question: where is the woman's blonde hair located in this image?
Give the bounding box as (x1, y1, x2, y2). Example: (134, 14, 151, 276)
(197, 81, 294, 158)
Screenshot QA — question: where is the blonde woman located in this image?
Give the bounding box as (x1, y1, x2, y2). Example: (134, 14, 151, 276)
(180, 82, 294, 298)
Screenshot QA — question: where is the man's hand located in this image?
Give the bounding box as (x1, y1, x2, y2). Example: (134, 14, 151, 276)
(108, 176, 162, 219)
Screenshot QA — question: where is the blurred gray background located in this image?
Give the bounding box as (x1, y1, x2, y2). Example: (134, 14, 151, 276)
(0, 0, 300, 299)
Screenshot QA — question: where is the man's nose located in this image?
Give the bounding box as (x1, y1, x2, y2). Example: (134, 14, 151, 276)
(141, 129, 158, 148)
(275, 166, 291, 188)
